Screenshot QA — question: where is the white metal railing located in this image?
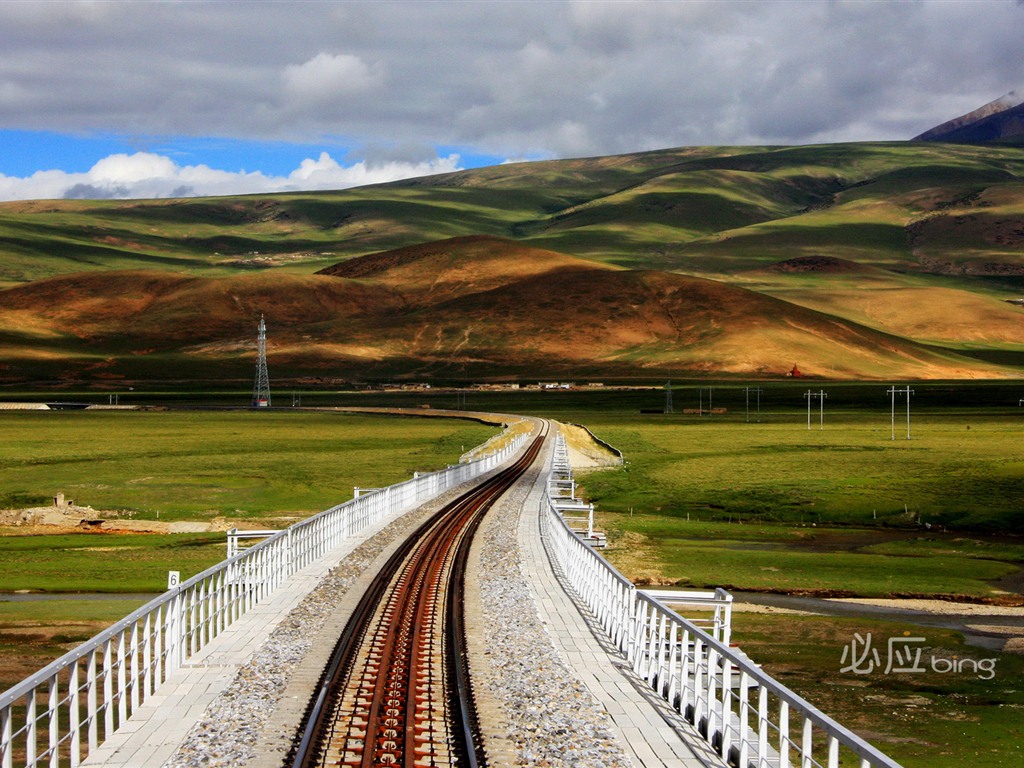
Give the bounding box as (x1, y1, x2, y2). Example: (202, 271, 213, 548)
(0, 427, 528, 768)
(640, 589, 734, 646)
(542, 431, 902, 768)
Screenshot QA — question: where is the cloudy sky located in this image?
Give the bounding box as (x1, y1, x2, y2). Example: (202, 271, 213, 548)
(0, 0, 1021, 201)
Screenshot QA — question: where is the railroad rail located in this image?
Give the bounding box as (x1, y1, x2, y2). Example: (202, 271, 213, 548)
(291, 430, 547, 768)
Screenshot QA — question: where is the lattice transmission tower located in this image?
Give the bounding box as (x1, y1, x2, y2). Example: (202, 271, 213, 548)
(252, 315, 271, 407)
(664, 380, 674, 414)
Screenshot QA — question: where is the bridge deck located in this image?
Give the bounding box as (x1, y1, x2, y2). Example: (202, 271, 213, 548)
(518, 445, 727, 768)
(80, 510, 405, 768)
(82, 439, 727, 768)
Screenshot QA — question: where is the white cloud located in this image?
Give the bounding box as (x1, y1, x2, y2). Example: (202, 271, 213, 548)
(0, 151, 463, 202)
(89, 153, 179, 183)
(283, 52, 382, 103)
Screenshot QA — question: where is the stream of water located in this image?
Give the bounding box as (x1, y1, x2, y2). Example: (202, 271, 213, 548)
(734, 591, 1023, 651)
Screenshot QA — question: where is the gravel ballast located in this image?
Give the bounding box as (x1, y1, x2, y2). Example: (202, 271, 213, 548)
(469, 449, 632, 767)
(165, 439, 631, 767)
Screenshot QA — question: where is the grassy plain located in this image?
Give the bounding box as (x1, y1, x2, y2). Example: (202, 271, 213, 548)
(0, 409, 495, 522)
(576, 408, 1024, 530)
(563, 393, 1024, 598)
(0, 598, 148, 696)
(0, 408, 496, 691)
(345, 384, 1024, 597)
(732, 612, 1024, 768)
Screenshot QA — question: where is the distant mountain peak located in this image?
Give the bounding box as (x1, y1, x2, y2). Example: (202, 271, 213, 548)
(994, 89, 1024, 109)
(914, 89, 1024, 143)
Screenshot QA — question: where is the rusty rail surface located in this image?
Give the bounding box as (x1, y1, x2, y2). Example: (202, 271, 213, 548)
(291, 431, 546, 768)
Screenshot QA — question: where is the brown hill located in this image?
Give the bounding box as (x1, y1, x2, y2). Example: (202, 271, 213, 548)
(316, 234, 616, 305)
(0, 236, 1009, 381)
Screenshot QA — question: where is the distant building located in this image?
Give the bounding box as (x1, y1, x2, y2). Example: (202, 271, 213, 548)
(788, 364, 805, 378)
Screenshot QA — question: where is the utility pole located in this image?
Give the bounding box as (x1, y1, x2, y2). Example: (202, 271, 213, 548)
(804, 390, 827, 430)
(252, 315, 271, 407)
(698, 386, 713, 416)
(887, 386, 914, 439)
(744, 386, 763, 424)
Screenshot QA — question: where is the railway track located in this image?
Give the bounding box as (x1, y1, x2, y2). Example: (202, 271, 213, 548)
(290, 428, 546, 768)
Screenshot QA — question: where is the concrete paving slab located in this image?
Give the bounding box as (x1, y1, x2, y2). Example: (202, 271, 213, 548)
(516, 438, 728, 768)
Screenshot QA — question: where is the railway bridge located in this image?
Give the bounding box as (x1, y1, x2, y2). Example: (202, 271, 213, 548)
(1, 415, 901, 768)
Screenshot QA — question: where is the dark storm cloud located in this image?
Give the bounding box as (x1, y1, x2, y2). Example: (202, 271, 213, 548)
(62, 183, 129, 200)
(1, 0, 1021, 158)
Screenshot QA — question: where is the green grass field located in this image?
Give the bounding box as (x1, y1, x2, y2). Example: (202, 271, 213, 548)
(732, 612, 1024, 768)
(0, 409, 495, 522)
(544, 391, 1024, 598)
(0, 597, 150, 693)
(581, 415, 1024, 530)
(0, 407, 498, 696)
(0, 533, 225, 593)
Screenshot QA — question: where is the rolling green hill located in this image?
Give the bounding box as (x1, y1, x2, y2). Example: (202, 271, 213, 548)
(1, 141, 1023, 382)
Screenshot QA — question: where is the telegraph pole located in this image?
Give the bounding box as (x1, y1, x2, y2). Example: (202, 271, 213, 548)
(887, 385, 914, 439)
(745, 386, 763, 423)
(804, 390, 827, 430)
(698, 386, 713, 416)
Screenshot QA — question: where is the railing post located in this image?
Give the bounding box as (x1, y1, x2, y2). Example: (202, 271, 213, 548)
(287, 527, 294, 577)
(738, 672, 750, 768)
(680, 627, 692, 716)
(142, 613, 153, 699)
(47, 675, 58, 768)
(86, 651, 97, 753)
(667, 622, 679, 705)
(719, 650, 732, 760)
(25, 690, 35, 767)
(693, 634, 705, 729)
(130, 621, 140, 712)
(801, 715, 814, 768)
(102, 639, 113, 740)
(779, 700, 790, 768)
(827, 734, 840, 768)
(69, 659, 81, 768)
(116, 632, 127, 726)
(1, 701, 12, 768)
(707, 645, 719, 749)
(757, 684, 769, 768)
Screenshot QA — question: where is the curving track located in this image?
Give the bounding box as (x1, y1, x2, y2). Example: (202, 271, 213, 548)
(291, 427, 547, 768)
